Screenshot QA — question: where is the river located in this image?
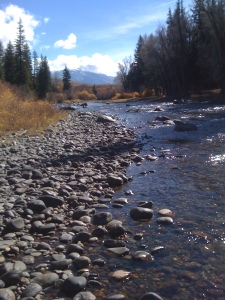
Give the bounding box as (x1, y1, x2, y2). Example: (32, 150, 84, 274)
(73, 99, 225, 300)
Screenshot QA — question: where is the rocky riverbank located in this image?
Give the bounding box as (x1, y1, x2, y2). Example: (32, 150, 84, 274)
(0, 111, 164, 300)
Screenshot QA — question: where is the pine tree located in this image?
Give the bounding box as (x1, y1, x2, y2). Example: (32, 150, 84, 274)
(3, 41, 14, 84)
(14, 18, 26, 85)
(23, 42, 33, 88)
(125, 36, 145, 92)
(32, 50, 39, 90)
(62, 65, 71, 90)
(37, 55, 51, 99)
(0, 40, 4, 81)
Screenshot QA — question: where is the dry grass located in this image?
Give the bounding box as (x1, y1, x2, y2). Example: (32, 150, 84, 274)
(0, 82, 67, 135)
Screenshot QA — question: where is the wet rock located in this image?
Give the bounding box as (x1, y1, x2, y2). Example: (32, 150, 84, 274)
(107, 175, 123, 187)
(155, 116, 170, 121)
(97, 115, 115, 123)
(104, 295, 125, 300)
(132, 251, 153, 262)
(61, 276, 87, 296)
(158, 208, 174, 217)
(134, 233, 143, 240)
(139, 292, 164, 300)
(107, 247, 130, 256)
(103, 239, 126, 248)
(0, 288, 15, 300)
(73, 256, 91, 270)
(21, 283, 42, 297)
(151, 246, 166, 255)
(156, 217, 174, 225)
(106, 220, 125, 237)
(92, 212, 113, 225)
(112, 198, 128, 205)
(173, 120, 198, 131)
(92, 258, 105, 267)
(73, 291, 96, 300)
(130, 207, 154, 221)
(91, 226, 108, 237)
(138, 201, 153, 209)
(110, 270, 130, 281)
(72, 232, 91, 243)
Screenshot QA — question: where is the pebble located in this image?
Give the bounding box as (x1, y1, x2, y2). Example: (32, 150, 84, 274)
(110, 270, 131, 281)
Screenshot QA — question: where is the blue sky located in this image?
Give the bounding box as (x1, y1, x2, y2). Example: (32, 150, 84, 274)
(0, 0, 193, 76)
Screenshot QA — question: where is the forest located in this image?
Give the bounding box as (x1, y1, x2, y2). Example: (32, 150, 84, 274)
(0, 0, 225, 101)
(116, 0, 225, 100)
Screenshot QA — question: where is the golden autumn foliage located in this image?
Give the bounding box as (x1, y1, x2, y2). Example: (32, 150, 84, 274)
(77, 90, 97, 100)
(0, 82, 67, 134)
(113, 92, 140, 100)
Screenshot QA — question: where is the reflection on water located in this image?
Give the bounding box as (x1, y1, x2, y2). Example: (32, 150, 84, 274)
(209, 154, 225, 164)
(62, 100, 225, 300)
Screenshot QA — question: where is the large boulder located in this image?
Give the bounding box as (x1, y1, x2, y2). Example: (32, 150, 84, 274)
(130, 207, 154, 221)
(97, 115, 115, 123)
(173, 120, 198, 131)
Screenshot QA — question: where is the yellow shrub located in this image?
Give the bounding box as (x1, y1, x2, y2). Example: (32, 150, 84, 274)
(0, 82, 67, 134)
(78, 90, 97, 100)
(112, 93, 122, 100)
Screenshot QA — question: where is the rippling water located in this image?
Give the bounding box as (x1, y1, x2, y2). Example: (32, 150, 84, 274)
(69, 100, 225, 300)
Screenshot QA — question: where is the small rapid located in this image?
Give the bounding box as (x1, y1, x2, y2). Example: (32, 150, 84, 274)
(75, 99, 225, 299)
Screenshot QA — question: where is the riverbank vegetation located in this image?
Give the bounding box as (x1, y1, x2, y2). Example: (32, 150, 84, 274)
(0, 82, 66, 135)
(116, 0, 225, 100)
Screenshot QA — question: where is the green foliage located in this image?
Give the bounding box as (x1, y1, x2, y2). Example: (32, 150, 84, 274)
(118, 0, 225, 97)
(62, 65, 71, 90)
(37, 56, 51, 99)
(3, 41, 14, 84)
(0, 19, 52, 99)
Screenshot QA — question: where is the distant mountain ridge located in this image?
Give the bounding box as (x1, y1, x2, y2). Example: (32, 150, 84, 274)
(54, 69, 115, 85)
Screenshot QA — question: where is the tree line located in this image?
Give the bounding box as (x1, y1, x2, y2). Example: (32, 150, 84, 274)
(0, 19, 71, 99)
(116, 0, 225, 98)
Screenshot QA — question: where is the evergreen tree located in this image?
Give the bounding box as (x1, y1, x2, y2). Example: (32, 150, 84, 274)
(0, 40, 4, 81)
(3, 41, 14, 84)
(37, 55, 51, 99)
(62, 65, 71, 90)
(14, 18, 26, 85)
(23, 42, 33, 89)
(32, 50, 39, 90)
(92, 84, 97, 96)
(126, 35, 145, 92)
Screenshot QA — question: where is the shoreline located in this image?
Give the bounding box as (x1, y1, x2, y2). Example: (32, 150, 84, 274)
(0, 110, 148, 299)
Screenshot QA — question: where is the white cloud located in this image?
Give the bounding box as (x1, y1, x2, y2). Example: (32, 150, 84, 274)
(0, 4, 40, 47)
(44, 17, 49, 23)
(54, 33, 77, 50)
(48, 53, 118, 76)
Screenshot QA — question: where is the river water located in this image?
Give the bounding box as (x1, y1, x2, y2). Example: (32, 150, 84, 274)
(72, 100, 225, 300)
